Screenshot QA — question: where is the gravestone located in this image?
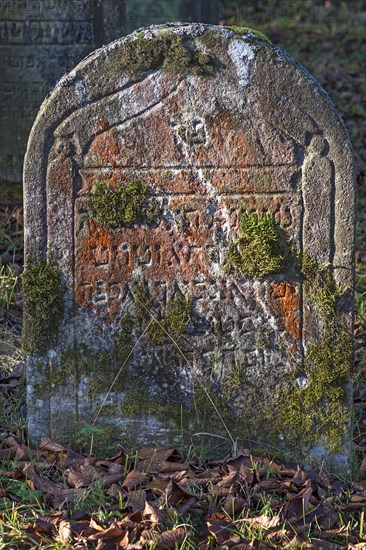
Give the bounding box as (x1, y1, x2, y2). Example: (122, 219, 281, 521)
(23, 23, 355, 469)
(0, 0, 219, 187)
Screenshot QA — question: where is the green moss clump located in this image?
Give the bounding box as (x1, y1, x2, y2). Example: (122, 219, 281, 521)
(90, 179, 160, 228)
(224, 25, 272, 45)
(227, 212, 290, 278)
(117, 32, 216, 78)
(120, 388, 142, 417)
(221, 363, 246, 404)
(22, 261, 65, 353)
(198, 29, 222, 50)
(134, 283, 192, 345)
(133, 280, 165, 345)
(147, 295, 192, 345)
(275, 328, 352, 452)
(301, 255, 341, 318)
(166, 296, 191, 337)
(117, 33, 166, 77)
(119, 385, 184, 427)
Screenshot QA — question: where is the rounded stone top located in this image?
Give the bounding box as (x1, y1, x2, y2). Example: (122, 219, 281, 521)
(24, 22, 354, 281)
(26, 22, 353, 162)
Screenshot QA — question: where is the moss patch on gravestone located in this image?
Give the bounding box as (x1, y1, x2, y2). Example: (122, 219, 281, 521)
(274, 255, 352, 454)
(148, 295, 192, 346)
(224, 26, 272, 45)
(166, 295, 192, 337)
(133, 280, 192, 346)
(115, 32, 216, 78)
(89, 179, 160, 228)
(275, 327, 352, 452)
(117, 384, 185, 427)
(301, 254, 341, 318)
(22, 261, 65, 353)
(227, 212, 290, 278)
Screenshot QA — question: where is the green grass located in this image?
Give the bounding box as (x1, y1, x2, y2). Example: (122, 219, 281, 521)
(0, 264, 19, 313)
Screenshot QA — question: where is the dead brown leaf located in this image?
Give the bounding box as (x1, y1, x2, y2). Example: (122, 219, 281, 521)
(140, 528, 160, 545)
(88, 521, 125, 541)
(145, 480, 170, 495)
(224, 495, 247, 515)
(316, 508, 340, 530)
(58, 519, 72, 543)
(284, 478, 313, 519)
(253, 479, 283, 494)
(23, 462, 62, 495)
(65, 463, 101, 488)
(154, 527, 189, 549)
(142, 501, 164, 524)
(137, 448, 180, 462)
(206, 517, 236, 544)
(217, 470, 238, 488)
(122, 469, 148, 490)
(39, 436, 67, 454)
(3, 435, 21, 447)
(164, 479, 197, 511)
(0, 447, 16, 460)
(107, 462, 124, 474)
(292, 465, 307, 487)
(242, 514, 281, 530)
(127, 489, 147, 512)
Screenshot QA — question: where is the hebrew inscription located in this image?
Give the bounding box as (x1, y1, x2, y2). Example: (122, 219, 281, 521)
(23, 24, 354, 470)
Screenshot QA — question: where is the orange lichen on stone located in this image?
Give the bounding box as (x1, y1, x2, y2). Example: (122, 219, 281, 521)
(194, 110, 260, 167)
(86, 108, 181, 168)
(87, 128, 121, 166)
(268, 282, 301, 345)
(95, 118, 110, 133)
(74, 214, 212, 320)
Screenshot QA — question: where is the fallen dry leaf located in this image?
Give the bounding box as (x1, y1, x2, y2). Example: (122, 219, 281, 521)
(242, 514, 281, 530)
(58, 519, 72, 543)
(142, 501, 164, 524)
(127, 489, 147, 512)
(122, 469, 148, 490)
(88, 521, 125, 541)
(154, 527, 189, 549)
(206, 517, 236, 544)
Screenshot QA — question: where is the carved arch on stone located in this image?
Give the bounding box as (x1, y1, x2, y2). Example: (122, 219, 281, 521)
(23, 24, 355, 445)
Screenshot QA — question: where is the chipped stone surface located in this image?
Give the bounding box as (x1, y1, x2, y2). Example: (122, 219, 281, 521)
(24, 24, 355, 469)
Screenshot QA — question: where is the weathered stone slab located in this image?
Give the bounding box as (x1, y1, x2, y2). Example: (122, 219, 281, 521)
(23, 23, 355, 469)
(0, 1, 219, 185)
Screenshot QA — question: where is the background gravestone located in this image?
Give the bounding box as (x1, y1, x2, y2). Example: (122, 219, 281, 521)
(23, 23, 355, 469)
(0, 0, 219, 190)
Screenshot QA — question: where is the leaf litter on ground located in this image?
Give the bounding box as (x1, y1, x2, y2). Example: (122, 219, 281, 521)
(0, 423, 365, 548)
